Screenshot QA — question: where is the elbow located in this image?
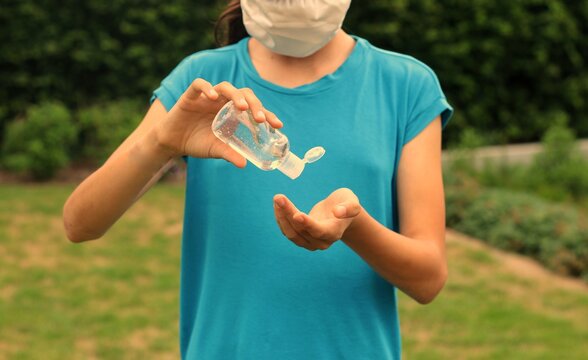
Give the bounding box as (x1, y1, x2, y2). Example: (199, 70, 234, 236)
(65, 227, 100, 243)
(64, 220, 103, 243)
(62, 202, 102, 243)
(413, 264, 448, 305)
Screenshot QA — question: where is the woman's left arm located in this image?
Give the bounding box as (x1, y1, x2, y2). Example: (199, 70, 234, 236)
(273, 116, 446, 304)
(342, 116, 447, 304)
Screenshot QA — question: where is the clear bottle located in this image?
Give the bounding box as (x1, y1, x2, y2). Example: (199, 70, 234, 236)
(212, 101, 324, 179)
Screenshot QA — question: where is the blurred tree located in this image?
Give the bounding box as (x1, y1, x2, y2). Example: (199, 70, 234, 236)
(1, 0, 587, 147)
(0, 0, 218, 140)
(344, 0, 588, 145)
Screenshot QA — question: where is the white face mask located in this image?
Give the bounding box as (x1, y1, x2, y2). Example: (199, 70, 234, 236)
(241, 0, 352, 58)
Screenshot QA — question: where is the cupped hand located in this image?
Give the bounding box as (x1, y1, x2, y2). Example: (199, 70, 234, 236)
(273, 188, 362, 251)
(154, 79, 283, 167)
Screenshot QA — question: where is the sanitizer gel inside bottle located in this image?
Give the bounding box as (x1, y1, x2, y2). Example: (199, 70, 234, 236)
(211, 101, 324, 179)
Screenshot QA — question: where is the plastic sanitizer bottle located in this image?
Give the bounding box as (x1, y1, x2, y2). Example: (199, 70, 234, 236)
(212, 101, 325, 179)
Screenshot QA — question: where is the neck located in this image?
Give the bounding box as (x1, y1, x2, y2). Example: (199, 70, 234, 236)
(248, 30, 356, 88)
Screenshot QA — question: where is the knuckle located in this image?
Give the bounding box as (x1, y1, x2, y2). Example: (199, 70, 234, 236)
(284, 230, 297, 240)
(317, 242, 331, 250)
(278, 227, 288, 237)
(310, 231, 324, 240)
(293, 240, 306, 248)
(311, 228, 329, 240)
(315, 230, 329, 240)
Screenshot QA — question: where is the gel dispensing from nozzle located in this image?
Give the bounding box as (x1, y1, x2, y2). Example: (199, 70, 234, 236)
(211, 101, 325, 179)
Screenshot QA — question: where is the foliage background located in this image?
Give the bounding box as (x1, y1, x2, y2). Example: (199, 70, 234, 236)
(0, 0, 217, 141)
(1, 0, 587, 147)
(1, 2, 588, 358)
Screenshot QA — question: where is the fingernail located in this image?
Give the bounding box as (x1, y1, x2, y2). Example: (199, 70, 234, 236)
(257, 111, 266, 121)
(275, 197, 285, 207)
(295, 214, 305, 223)
(239, 98, 248, 107)
(209, 89, 218, 97)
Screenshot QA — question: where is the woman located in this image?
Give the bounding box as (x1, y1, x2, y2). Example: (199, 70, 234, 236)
(63, 0, 453, 358)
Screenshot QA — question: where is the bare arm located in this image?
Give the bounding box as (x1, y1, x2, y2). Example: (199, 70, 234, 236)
(273, 117, 447, 304)
(342, 117, 447, 303)
(63, 99, 176, 242)
(63, 79, 284, 243)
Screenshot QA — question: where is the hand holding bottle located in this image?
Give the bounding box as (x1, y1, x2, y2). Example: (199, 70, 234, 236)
(154, 79, 283, 167)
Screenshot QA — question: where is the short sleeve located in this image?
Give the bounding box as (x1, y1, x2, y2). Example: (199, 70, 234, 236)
(403, 64, 453, 145)
(150, 56, 193, 112)
(150, 57, 194, 162)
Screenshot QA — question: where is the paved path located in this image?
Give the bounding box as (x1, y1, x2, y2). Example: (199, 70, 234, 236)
(442, 138, 588, 166)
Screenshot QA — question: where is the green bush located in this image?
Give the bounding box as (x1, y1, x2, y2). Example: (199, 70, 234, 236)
(443, 118, 588, 280)
(1, 102, 77, 180)
(467, 117, 588, 203)
(345, 0, 588, 145)
(0, 0, 218, 139)
(78, 100, 145, 164)
(2, 0, 588, 147)
(527, 115, 588, 202)
(446, 186, 588, 280)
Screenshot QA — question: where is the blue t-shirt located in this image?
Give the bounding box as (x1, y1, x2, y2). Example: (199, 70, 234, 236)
(151, 36, 452, 360)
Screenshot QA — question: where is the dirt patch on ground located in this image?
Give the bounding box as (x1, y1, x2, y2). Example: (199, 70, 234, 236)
(125, 325, 180, 358)
(74, 337, 98, 360)
(127, 326, 163, 349)
(0, 284, 16, 301)
(446, 229, 588, 328)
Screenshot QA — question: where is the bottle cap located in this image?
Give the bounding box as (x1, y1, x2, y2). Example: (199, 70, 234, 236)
(277, 152, 305, 179)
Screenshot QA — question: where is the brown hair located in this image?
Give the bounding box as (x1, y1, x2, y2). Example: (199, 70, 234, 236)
(214, 1, 248, 47)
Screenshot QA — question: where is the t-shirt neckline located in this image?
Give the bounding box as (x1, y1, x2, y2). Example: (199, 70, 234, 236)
(236, 35, 365, 95)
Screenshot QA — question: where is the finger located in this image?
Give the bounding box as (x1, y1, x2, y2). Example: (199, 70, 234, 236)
(207, 140, 247, 168)
(240, 88, 266, 123)
(274, 196, 331, 250)
(214, 81, 249, 110)
(273, 200, 316, 250)
(293, 214, 337, 250)
(274, 194, 308, 234)
(185, 78, 218, 101)
(220, 145, 247, 168)
(276, 195, 322, 237)
(263, 109, 283, 129)
(273, 194, 301, 219)
(238, 87, 283, 129)
(333, 201, 361, 219)
(273, 195, 319, 250)
(292, 212, 330, 240)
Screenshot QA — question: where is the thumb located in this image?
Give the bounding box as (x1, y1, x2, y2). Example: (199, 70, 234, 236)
(333, 201, 361, 219)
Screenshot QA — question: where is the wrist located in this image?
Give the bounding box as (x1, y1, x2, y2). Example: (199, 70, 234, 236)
(151, 124, 182, 158)
(342, 205, 367, 244)
(134, 128, 176, 167)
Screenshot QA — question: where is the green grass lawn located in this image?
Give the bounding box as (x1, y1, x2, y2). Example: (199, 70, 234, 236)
(1, 184, 587, 359)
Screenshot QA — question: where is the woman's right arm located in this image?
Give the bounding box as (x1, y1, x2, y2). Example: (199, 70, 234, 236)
(63, 99, 178, 242)
(63, 79, 282, 243)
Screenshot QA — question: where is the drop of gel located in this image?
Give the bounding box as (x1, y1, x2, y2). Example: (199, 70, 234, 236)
(303, 146, 326, 164)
